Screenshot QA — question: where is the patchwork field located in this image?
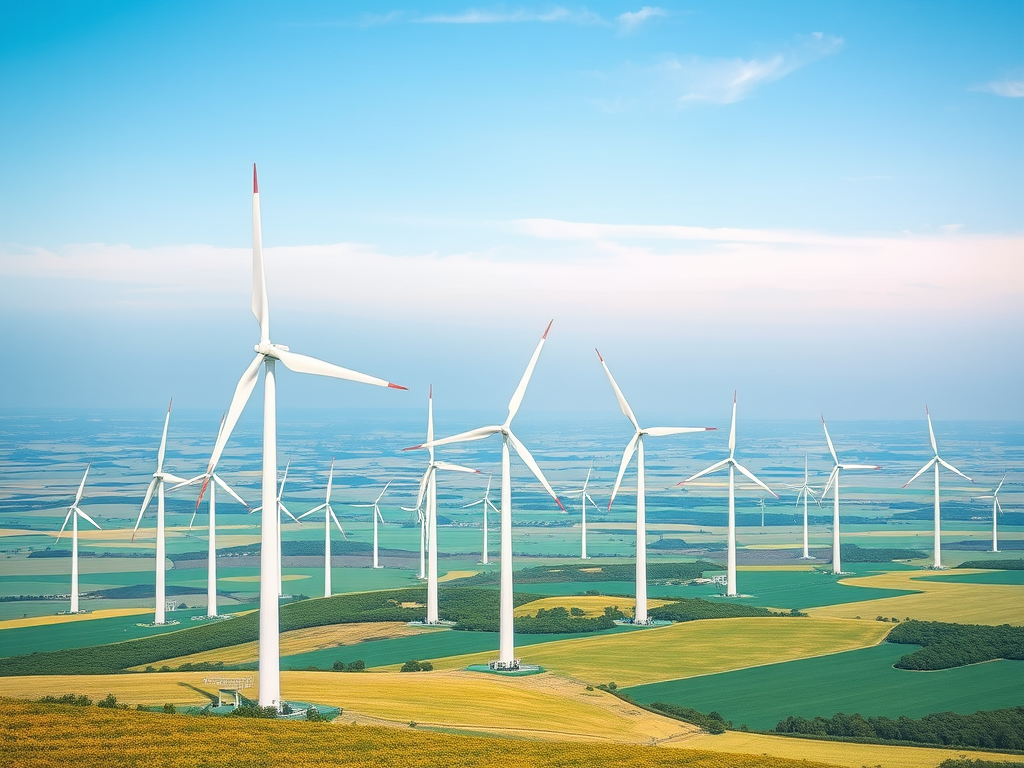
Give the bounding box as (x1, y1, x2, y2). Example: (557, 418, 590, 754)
(421, 617, 892, 686)
(0, 607, 150, 630)
(807, 569, 1024, 625)
(512, 595, 672, 617)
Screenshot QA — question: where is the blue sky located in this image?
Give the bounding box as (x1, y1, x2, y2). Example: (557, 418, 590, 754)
(1, 1, 1021, 420)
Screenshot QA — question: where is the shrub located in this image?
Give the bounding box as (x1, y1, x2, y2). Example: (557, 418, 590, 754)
(231, 703, 279, 719)
(400, 660, 422, 672)
(97, 693, 120, 709)
(38, 694, 91, 707)
(162, 703, 176, 714)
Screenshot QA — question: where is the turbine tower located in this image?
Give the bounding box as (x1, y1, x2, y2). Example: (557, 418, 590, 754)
(903, 406, 972, 570)
(563, 464, 599, 560)
(57, 466, 101, 614)
(201, 165, 407, 709)
(782, 456, 819, 559)
(680, 392, 776, 597)
(598, 350, 713, 623)
(297, 459, 345, 597)
(251, 462, 303, 596)
(353, 481, 392, 569)
(132, 400, 187, 625)
(821, 416, 880, 575)
(406, 322, 563, 668)
(977, 475, 1007, 553)
(173, 416, 250, 619)
(462, 475, 499, 564)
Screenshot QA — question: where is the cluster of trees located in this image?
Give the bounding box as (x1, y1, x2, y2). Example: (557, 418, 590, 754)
(957, 559, 1024, 570)
(231, 703, 284, 719)
(648, 598, 802, 623)
(515, 606, 616, 634)
(887, 620, 1024, 670)
(454, 561, 721, 586)
(332, 660, 365, 672)
(37, 693, 93, 707)
(400, 659, 433, 672)
(937, 760, 1024, 768)
(649, 702, 728, 734)
(836, 544, 926, 563)
(774, 707, 1024, 750)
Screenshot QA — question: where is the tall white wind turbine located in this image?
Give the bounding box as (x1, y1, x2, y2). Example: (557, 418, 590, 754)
(297, 459, 346, 598)
(132, 400, 187, 625)
(353, 481, 392, 569)
(903, 406, 972, 570)
(820, 416, 880, 574)
(462, 475, 499, 564)
(563, 464, 599, 560)
(57, 466, 101, 614)
(680, 392, 776, 598)
(172, 416, 250, 619)
(410, 387, 479, 623)
(598, 350, 713, 624)
(782, 456, 819, 559)
(977, 475, 1007, 553)
(200, 166, 407, 708)
(406, 322, 563, 668)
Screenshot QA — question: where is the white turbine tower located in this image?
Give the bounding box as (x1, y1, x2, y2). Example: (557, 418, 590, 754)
(132, 400, 187, 625)
(354, 481, 392, 569)
(172, 417, 250, 619)
(680, 392, 776, 598)
(462, 475, 499, 564)
(297, 459, 346, 597)
(821, 416, 880, 575)
(563, 465, 599, 560)
(757, 497, 767, 527)
(410, 387, 479, 623)
(597, 350, 713, 624)
(406, 322, 563, 668)
(782, 456, 819, 559)
(201, 166, 407, 708)
(903, 406, 972, 570)
(977, 475, 1007, 553)
(56, 466, 101, 614)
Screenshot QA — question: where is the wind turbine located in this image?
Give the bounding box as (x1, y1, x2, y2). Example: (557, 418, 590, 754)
(353, 481, 393, 569)
(251, 462, 303, 596)
(903, 406, 972, 570)
(405, 322, 563, 668)
(297, 459, 345, 597)
(598, 350, 713, 624)
(171, 416, 250, 619)
(132, 400, 187, 625)
(201, 166, 407, 708)
(757, 497, 767, 527)
(820, 416, 880, 575)
(680, 392, 776, 598)
(462, 475, 499, 564)
(563, 465, 599, 560)
(399, 496, 427, 579)
(782, 456, 819, 559)
(977, 475, 1007, 553)
(56, 466, 101, 614)
(409, 386, 478, 623)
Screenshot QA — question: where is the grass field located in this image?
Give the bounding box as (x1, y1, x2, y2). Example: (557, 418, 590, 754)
(423, 617, 891, 686)
(0, 608, 150, 630)
(918, 569, 1024, 586)
(807, 569, 1024, 625)
(624, 642, 1024, 730)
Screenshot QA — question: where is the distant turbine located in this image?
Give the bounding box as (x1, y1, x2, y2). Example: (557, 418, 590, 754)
(399, 496, 427, 579)
(172, 416, 250, 619)
(757, 496, 767, 527)
(132, 400, 187, 625)
(598, 350, 713, 623)
(201, 166, 407, 708)
(353, 481, 393, 569)
(903, 406, 972, 570)
(297, 459, 346, 597)
(977, 475, 1007, 553)
(250, 462, 303, 597)
(462, 475, 499, 564)
(56, 466, 101, 614)
(406, 322, 563, 668)
(563, 464, 599, 560)
(680, 392, 776, 598)
(782, 456, 820, 559)
(820, 416, 880, 575)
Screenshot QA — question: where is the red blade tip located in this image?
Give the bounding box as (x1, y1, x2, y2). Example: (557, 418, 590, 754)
(733, 390, 737, 403)
(403, 444, 424, 452)
(253, 164, 259, 194)
(542, 319, 553, 339)
(705, 427, 717, 431)
(595, 348, 603, 362)
(388, 382, 408, 390)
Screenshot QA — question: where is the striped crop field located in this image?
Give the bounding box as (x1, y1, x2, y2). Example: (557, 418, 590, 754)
(512, 595, 673, 618)
(806, 569, 1024, 625)
(418, 617, 891, 686)
(0, 608, 151, 631)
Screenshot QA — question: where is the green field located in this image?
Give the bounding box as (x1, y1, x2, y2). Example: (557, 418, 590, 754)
(623, 643, 1024, 730)
(918, 570, 1024, 586)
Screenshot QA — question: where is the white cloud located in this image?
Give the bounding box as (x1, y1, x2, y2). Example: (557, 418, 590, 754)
(418, 6, 605, 25)
(617, 6, 667, 33)
(971, 76, 1024, 98)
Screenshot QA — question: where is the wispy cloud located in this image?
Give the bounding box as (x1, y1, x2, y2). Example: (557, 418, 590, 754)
(600, 32, 843, 109)
(418, 6, 605, 25)
(970, 74, 1024, 98)
(617, 6, 667, 33)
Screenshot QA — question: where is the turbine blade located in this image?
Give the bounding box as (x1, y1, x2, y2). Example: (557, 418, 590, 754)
(161, 473, 188, 486)
(822, 466, 839, 498)
(925, 405, 938, 455)
(132, 478, 158, 540)
(728, 391, 737, 458)
(375, 480, 393, 504)
(280, 502, 300, 523)
(204, 353, 263, 492)
(376, 507, 385, 524)
(405, 425, 502, 451)
(994, 474, 1006, 496)
(583, 463, 592, 491)
(297, 502, 326, 520)
(839, 464, 881, 471)
(937, 457, 972, 483)
(461, 499, 485, 508)
(733, 461, 778, 499)
(75, 507, 101, 530)
(594, 349, 640, 431)
(585, 492, 598, 509)
(821, 416, 839, 465)
(679, 457, 730, 485)
(273, 346, 406, 390)
(325, 458, 335, 501)
(56, 509, 73, 541)
(213, 473, 249, 508)
(645, 426, 716, 437)
(608, 432, 640, 510)
(486, 499, 500, 514)
(157, 399, 172, 472)
(903, 457, 937, 488)
(74, 466, 90, 506)
(278, 461, 290, 501)
(434, 461, 479, 474)
(170, 474, 206, 492)
(413, 466, 434, 514)
(252, 164, 270, 342)
(507, 430, 564, 510)
(330, 507, 346, 538)
(505, 321, 552, 425)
